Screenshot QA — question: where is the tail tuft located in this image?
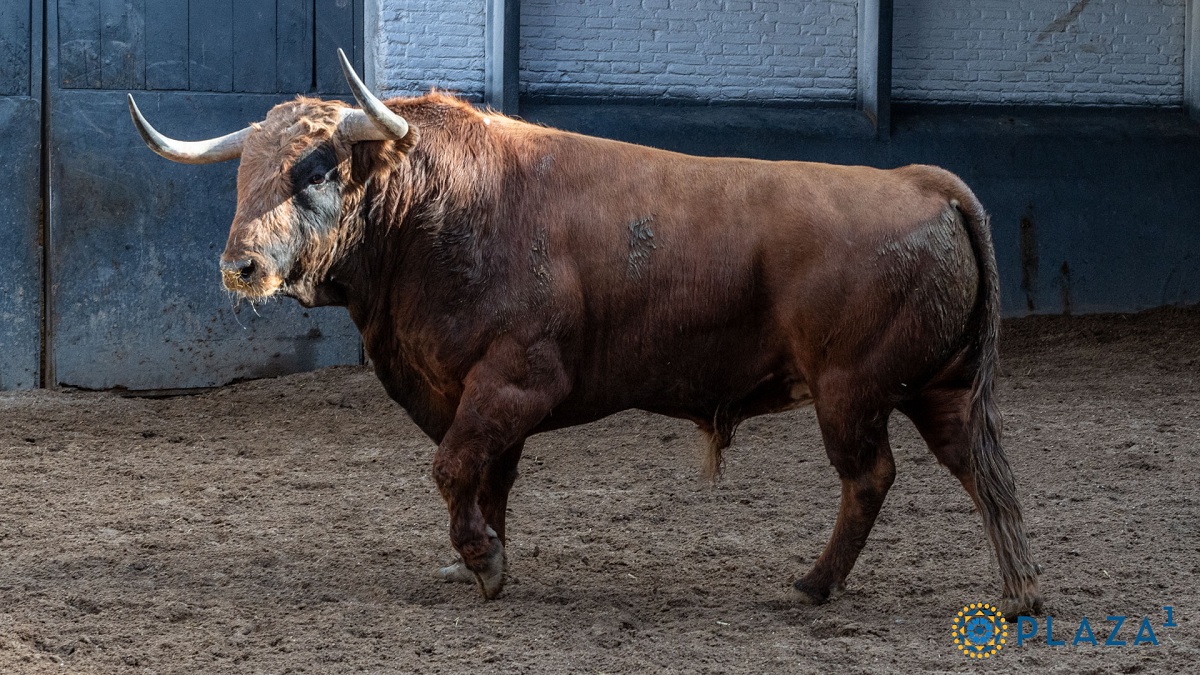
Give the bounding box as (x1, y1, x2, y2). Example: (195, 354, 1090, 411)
(700, 411, 738, 482)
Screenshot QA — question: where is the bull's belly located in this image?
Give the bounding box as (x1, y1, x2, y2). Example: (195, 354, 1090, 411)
(533, 369, 813, 435)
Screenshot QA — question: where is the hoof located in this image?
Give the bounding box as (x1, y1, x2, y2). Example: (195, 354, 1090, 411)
(790, 578, 843, 605)
(472, 530, 507, 600)
(999, 568, 1044, 617)
(434, 559, 476, 584)
(999, 593, 1044, 618)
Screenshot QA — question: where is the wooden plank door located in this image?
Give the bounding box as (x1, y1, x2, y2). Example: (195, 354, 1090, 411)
(47, 0, 366, 390)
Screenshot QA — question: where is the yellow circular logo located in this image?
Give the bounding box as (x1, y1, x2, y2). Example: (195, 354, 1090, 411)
(953, 603, 1007, 659)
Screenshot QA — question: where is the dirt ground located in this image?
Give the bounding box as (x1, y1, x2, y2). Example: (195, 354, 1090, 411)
(1, 308, 1197, 674)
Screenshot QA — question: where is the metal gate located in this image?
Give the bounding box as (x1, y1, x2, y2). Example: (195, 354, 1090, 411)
(0, 0, 367, 391)
(0, 0, 42, 390)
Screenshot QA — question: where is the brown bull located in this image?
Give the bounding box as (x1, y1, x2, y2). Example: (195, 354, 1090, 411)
(129, 50, 1042, 615)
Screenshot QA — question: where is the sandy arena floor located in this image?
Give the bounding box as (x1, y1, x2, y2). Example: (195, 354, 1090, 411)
(1, 308, 1197, 673)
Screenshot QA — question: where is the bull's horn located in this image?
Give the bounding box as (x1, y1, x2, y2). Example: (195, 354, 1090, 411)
(127, 95, 249, 164)
(336, 48, 410, 142)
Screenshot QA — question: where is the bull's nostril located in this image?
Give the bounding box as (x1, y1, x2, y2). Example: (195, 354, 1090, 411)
(221, 258, 259, 287)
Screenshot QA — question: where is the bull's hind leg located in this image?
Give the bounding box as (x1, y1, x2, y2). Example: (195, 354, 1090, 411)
(901, 387, 1043, 616)
(436, 440, 525, 584)
(792, 396, 896, 604)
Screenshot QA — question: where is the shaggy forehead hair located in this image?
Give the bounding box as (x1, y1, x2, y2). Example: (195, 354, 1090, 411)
(237, 96, 353, 201)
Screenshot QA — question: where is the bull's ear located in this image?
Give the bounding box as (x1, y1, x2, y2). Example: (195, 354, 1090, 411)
(350, 134, 413, 185)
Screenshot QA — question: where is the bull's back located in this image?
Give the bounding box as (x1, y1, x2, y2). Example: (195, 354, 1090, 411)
(515, 129, 980, 417)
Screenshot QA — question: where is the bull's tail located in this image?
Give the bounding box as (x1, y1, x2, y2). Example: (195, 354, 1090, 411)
(955, 194, 1044, 616)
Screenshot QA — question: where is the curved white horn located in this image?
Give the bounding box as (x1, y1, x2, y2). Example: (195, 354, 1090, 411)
(336, 48, 410, 141)
(128, 95, 250, 164)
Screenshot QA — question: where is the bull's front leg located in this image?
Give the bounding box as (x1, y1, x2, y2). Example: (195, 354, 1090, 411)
(431, 341, 567, 599)
(432, 433, 508, 598)
(435, 440, 525, 586)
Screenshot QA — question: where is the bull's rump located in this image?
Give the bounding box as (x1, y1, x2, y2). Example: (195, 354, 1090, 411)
(522, 131, 982, 423)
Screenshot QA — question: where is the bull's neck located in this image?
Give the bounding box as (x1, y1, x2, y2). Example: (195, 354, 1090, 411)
(338, 135, 513, 335)
(332, 142, 512, 442)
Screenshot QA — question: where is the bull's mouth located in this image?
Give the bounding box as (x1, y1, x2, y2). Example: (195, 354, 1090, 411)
(220, 257, 336, 307)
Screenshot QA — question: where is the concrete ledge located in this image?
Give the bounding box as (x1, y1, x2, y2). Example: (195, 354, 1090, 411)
(525, 101, 1200, 145)
(521, 101, 877, 146)
(892, 104, 1200, 140)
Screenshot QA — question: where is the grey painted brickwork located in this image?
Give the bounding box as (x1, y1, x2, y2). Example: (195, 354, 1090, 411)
(376, 0, 486, 99)
(519, 0, 858, 102)
(373, 0, 1186, 106)
(894, 0, 1187, 105)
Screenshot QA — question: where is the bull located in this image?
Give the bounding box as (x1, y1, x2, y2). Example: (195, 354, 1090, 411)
(128, 50, 1042, 615)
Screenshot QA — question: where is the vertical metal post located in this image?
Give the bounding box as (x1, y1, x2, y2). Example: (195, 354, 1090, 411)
(362, 0, 379, 92)
(858, 0, 892, 139)
(39, 0, 52, 387)
(485, 0, 519, 114)
(1187, 0, 1200, 121)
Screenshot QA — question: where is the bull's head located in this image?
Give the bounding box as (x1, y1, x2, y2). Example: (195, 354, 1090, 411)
(128, 50, 413, 306)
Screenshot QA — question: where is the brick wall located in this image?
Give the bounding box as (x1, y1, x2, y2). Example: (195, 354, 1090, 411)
(376, 0, 486, 100)
(372, 0, 1187, 107)
(519, 0, 858, 102)
(893, 0, 1187, 105)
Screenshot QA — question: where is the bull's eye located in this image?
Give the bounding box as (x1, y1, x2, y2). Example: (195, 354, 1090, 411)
(309, 172, 327, 186)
